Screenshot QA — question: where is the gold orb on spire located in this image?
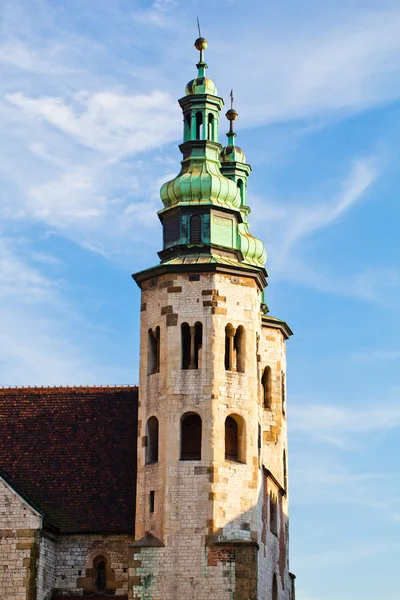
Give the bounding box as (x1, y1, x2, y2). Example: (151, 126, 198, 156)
(194, 37, 208, 51)
(226, 108, 238, 121)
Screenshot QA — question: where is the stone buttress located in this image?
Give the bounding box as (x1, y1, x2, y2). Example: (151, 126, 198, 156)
(131, 37, 294, 600)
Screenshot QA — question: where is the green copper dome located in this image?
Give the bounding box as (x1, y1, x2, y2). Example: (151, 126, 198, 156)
(186, 77, 217, 96)
(156, 38, 267, 272)
(160, 144, 241, 211)
(220, 144, 247, 164)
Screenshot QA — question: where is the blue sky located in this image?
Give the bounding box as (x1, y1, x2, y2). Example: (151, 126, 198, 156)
(1, 0, 399, 598)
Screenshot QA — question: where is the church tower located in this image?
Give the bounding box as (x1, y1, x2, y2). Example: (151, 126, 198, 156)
(131, 36, 294, 600)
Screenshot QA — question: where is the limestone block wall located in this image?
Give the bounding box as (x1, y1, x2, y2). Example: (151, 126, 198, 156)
(133, 271, 266, 599)
(53, 533, 133, 596)
(257, 324, 291, 600)
(37, 532, 56, 599)
(0, 478, 42, 600)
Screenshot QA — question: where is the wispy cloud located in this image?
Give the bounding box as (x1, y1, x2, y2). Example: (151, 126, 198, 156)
(290, 401, 400, 437)
(351, 348, 400, 362)
(6, 90, 180, 156)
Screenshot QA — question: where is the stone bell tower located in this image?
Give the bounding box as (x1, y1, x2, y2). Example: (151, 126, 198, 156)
(131, 36, 294, 600)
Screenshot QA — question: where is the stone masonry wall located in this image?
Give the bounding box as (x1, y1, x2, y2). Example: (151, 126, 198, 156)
(257, 324, 291, 600)
(54, 533, 133, 597)
(133, 271, 288, 599)
(0, 477, 42, 600)
(37, 532, 56, 600)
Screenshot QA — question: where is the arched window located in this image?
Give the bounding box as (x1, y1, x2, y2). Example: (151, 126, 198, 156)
(281, 371, 286, 415)
(181, 413, 202, 460)
(237, 179, 245, 204)
(194, 321, 203, 368)
(208, 113, 214, 140)
(225, 323, 235, 371)
(195, 112, 203, 140)
(181, 322, 191, 369)
(147, 326, 160, 375)
(184, 114, 191, 142)
(224, 415, 245, 463)
(270, 494, 278, 535)
(94, 556, 107, 594)
(262, 366, 272, 408)
(181, 321, 203, 369)
(190, 214, 202, 244)
(283, 449, 288, 491)
(234, 325, 245, 373)
(145, 416, 159, 464)
(272, 573, 278, 600)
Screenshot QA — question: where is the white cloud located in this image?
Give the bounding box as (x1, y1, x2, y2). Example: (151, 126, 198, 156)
(6, 90, 180, 156)
(290, 401, 400, 436)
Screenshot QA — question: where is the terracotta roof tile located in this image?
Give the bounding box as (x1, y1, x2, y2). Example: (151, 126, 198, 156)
(0, 386, 138, 533)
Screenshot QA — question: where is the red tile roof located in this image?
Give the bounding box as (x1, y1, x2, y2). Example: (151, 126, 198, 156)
(0, 386, 138, 533)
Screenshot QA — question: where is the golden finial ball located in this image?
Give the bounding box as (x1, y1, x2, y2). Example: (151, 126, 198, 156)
(194, 37, 208, 51)
(226, 108, 238, 121)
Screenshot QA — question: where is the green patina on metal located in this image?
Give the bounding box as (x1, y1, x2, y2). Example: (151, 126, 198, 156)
(154, 37, 267, 275)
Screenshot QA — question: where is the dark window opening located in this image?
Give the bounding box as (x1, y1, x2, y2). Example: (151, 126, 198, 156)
(234, 325, 245, 373)
(190, 214, 202, 244)
(272, 573, 278, 600)
(225, 416, 239, 461)
(181, 413, 202, 460)
(224, 324, 235, 371)
(164, 216, 180, 246)
(262, 366, 272, 409)
(195, 112, 203, 140)
(149, 490, 155, 513)
(181, 322, 191, 370)
(208, 113, 214, 140)
(147, 326, 160, 375)
(94, 556, 107, 594)
(238, 179, 245, 204)
(281, 371, 286, 415)
(145, 416, 159, 464)
(181, 321, 203, 370)
(194, 321, 203, 368)
(270, 494, 278, 535)
(184, 114, 191, 141)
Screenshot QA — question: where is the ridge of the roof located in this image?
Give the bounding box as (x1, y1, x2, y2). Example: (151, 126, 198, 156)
(0, 384, 138, 390)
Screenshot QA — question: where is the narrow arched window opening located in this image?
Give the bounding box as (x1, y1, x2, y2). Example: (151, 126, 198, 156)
(181, 322, 191, 370)
(181, 413, 202, 460)
(195, 112, 203, 140)
(181, 321, 203, 370)
(184, 114, 191, 142)
(94, 556, 107, 594)
(145, 416, 159, 464)
(225, 415, 245, 463)
(225, 324, 235, 371)
(225, 416, 238, 461)
(190, 214, 202, 244)
(234, 325, 245, 373)
(194, 321, 203, 369)
(208, 113, 214, 140)
(270, 494, 278, 535)
(272, 573, 278, 600)
(237, 179, 244, 204)
(281, 371, 286, 415)
(283, 449, 288, 491)
(147, 326, 160, 375)
(262, 366, 272, 408)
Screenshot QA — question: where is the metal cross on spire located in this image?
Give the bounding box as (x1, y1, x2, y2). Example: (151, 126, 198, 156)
(230, 89, 234, 110)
